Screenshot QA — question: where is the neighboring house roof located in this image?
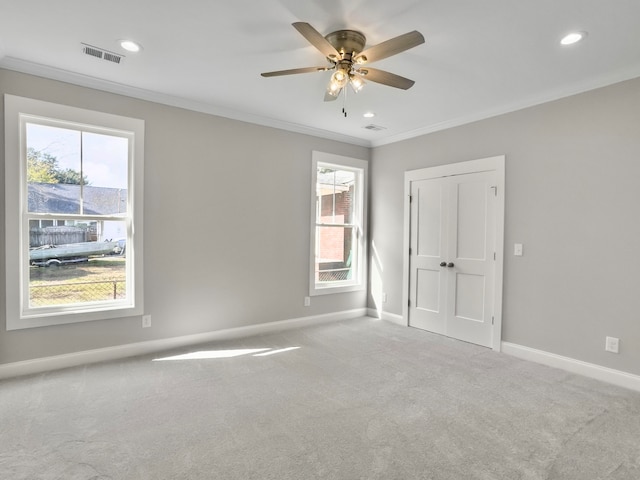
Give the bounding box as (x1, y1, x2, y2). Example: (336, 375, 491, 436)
(318, 170, 354, 187)
(28, 183, 127, 216)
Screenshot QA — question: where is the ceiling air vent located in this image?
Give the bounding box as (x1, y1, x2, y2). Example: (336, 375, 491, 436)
(103, 52, 123, 64)
(363, 124, 386, 131)
(81, 43, 124, 64)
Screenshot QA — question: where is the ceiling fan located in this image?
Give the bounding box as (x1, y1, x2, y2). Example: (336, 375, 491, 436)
(261, 22, 425, 104)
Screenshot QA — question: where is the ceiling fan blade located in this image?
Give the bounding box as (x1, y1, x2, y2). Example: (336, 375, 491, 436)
(355, 31, 424, 64)
(359, 68, 415, 90)
(261, 66, 332, 77)
(293, 22, 340, 59)
(324, 89, 341, 102)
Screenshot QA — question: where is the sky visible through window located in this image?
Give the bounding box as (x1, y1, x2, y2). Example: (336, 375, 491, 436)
(26, 123, 128, 189)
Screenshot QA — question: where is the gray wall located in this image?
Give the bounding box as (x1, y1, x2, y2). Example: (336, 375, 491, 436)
(370, 76, 640, 376)
(0, 69, 369, 366)
(3, 68, 639, 378)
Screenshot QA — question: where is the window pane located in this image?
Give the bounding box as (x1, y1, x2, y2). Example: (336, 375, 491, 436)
(82, 132, 129, 190)
(29, 219, 127, 307)
(26, 123, 81, 214)
(26, 124, 129, 216)
(315, 225, 355, 283)
(316, 167, 355, 224)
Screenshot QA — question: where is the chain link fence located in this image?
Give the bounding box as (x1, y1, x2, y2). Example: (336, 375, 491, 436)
(30, 280, 127, 306)
(317, 267, 351, 282)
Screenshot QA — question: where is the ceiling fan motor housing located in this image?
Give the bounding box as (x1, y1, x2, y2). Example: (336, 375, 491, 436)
(324, 30, 366, 59)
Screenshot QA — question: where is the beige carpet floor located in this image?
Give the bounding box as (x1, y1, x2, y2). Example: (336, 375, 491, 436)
(1, 317, 639, 479)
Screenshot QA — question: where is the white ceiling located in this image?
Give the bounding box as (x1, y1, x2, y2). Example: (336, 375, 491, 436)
(1, 0, 639, 147)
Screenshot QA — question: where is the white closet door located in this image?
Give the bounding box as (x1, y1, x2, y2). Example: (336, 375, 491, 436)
(408, 170, 497, 348)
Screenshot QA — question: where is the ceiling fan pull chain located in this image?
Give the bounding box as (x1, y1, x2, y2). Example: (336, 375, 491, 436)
(342, 86, 348, 117)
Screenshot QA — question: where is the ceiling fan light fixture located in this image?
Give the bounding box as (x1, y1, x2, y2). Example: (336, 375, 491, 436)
(331, 69, 349, 87)
(350, 75, 365, 93)
(327, 80, 342, 96)
(326, 87, 341, 98)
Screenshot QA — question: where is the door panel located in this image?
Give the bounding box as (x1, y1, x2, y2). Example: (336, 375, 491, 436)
(416, 181, 444, 258)
(454, 273, 485, 321)
(416, 268, 441, 312)
(409, 178, 447, 334)
(447, 171, 496, 346)
(456, 180, 488, 260)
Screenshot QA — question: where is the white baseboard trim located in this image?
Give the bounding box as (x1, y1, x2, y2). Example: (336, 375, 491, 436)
(502, 342, 640, 393)
(366, 308, 406, 326)
(0, 308, 367, 380)
(382, 311, 406, 326)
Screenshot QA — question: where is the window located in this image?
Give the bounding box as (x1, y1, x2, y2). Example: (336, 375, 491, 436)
(310, 151, 367, 295)
(4, 95, 144, 330)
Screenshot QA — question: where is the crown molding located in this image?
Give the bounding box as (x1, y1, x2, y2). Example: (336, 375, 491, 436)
(3, 57, 640, 150)
(371, 65, 640, 147)
(0, 57, 372, 148)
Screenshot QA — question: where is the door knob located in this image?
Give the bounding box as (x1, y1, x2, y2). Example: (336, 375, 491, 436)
(439, 262, 447, 267)
(447, 262, 455, 268)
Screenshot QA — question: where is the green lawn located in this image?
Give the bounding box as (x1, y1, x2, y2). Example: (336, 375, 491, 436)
(30, 257, 127, 306)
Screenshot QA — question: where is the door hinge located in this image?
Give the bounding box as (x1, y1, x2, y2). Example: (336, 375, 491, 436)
(409, 247, 412, 255)
(409, 195, 413, 203)
(408, 299, 411, 307)
(492, 316, 495, 325)
(491, 186, 497, 196)
(493, 252, 496, 261)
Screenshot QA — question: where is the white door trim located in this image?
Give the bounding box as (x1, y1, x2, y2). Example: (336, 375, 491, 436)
(402, 156, 505, 351)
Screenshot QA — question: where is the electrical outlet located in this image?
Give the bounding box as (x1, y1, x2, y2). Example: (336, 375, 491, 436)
(382, 292, 388, 303)
(304, 297, 311, 307)
(605, 336, 619, 353)
(514, 243, 523, 256)
(142, 315, 152, 328)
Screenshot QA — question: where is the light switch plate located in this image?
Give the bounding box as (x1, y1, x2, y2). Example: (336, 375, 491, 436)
(605, 336, 619, 353)
(514, 243, 523, 256)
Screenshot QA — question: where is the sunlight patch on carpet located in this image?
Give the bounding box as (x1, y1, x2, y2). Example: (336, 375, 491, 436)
(153, 346, 301, 361)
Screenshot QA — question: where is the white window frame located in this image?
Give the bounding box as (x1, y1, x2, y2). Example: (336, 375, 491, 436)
(4, 94, 144, 330)
(309, 151, 367, 296)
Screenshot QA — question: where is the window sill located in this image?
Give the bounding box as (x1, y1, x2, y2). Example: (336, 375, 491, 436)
(310, 282, 365, 296)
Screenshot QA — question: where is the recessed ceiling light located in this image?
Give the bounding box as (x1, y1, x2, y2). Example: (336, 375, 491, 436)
(363, 112, 376, 118)
(560, 31, 587, 46)
(120, 40, 142, 53)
